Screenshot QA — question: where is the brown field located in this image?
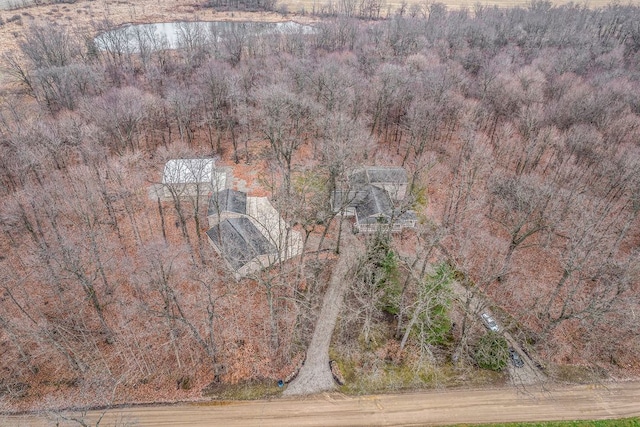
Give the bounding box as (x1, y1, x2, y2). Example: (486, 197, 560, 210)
(0, 0, 637, 48)
(1, 0, 637, 14)
(0, 1, 313, 68)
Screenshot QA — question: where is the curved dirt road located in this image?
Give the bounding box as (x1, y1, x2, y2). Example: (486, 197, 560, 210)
(4, 381, 640, 426)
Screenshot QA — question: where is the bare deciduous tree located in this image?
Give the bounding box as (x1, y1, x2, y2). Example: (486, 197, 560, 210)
(257, 84, 318, 196)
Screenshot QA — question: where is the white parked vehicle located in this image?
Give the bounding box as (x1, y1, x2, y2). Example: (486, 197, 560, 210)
(481, 312, 500, 332)
(509, 348, 525, 368)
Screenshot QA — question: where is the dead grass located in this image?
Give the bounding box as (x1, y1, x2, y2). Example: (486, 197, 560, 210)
(0, 0, 319, 64)
(546, 364, 609, 384)
(203, 379, 284, 399)
(329, 328, 507, 396)
(0, 0, 632, 86)
(1, 0, 638, 412)
(333, 353, 507, 395)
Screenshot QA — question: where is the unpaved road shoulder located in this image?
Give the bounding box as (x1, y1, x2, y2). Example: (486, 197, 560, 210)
(4, 381, 640, 426)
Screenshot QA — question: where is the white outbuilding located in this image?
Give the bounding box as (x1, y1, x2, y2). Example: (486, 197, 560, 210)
(162, 158, 226, 198)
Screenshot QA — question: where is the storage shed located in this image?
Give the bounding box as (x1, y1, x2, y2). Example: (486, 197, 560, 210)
(162, 158, 226, 198)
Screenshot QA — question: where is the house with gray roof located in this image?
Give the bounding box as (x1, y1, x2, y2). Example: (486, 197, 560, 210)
(331, 189, 369, 217)
(349, 166, 408, 201)
(332, 166, 416, 233)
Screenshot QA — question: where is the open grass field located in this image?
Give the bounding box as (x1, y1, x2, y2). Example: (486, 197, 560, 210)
(0, 0, 302, 69)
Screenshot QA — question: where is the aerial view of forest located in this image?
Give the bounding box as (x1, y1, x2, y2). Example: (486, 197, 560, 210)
(0, 0, 638, 422)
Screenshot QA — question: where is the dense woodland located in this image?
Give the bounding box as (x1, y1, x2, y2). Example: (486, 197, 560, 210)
(1, 0, 640, 411)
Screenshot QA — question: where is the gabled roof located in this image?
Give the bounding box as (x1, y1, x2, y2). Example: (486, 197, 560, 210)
(206, 217, 276, 271)
(355, 185, 393, 219)
(162, 158, 215, 184)
(208, 189, 246, 216)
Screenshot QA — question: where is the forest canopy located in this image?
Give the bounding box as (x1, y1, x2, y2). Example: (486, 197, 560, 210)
(0, 0, 639, 411)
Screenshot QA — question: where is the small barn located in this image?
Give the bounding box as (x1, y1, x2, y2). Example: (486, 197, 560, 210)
(162, 158, 226, 198)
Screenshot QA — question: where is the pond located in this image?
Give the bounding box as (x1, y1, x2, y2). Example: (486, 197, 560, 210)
(94, 21, 314, 52)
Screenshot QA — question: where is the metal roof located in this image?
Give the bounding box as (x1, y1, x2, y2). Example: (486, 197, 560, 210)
(206, 217, 277, 270)
(208, 189, 247, 216)
(162, 158, 215, 184)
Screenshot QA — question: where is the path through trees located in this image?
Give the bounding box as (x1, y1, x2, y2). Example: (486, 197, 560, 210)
(284, 233, 362, 395)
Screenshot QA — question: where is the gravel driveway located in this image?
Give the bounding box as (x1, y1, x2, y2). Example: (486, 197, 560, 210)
(284, 232, 363, 396)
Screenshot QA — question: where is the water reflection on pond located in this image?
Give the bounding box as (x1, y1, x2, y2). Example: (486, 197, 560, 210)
(95, 21, 314, 51)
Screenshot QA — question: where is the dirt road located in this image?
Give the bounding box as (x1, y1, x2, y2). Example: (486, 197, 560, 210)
(4, 381, 640, 426)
